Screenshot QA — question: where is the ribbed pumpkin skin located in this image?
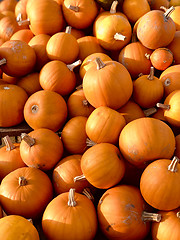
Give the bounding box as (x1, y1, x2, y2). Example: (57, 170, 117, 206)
(0, 215, 40, 240)
(119, 117, 176, 167)
(167, 31, 180, 65)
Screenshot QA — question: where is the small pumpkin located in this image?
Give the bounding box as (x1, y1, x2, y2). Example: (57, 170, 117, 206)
(0, 16, 21, 41)
(167, 31, 180, 65)
(10, 29, 34, 43)
(150, 48, 173, 70)
(15, 0, 28, 21)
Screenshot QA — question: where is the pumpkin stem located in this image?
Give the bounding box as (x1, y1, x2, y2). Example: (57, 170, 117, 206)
(3, 135, 16, 151)
(110, 0, 118, 14)
(21, 133, 35, 147)
(95, 57, 106, 70)
(74, 174, 86, 182)
(82, 187, 94, 201)
(65, 26, 72, 34)
(142, 211, 161, 222)
(68, 5, 79, 12)
(68, 188, 77, 207)
(156, 102, 170, 110)
(0, 58, 7, 66)
(177, 212, 180, 218)
(16, 13, 22, 22)
(114, 33, 126, 41)
(76, 84, 83, 90)
(145, 53, 151, 60)
(143, 107, 157, 117)
(147, 66, 155, 80)
(164, 78, 171, 87)
(67, 59, 82, 71)
(82, 99, 89, 106)
(19, 176, 28, 186)
(86, 138, 96, 147)
(17, 18, 30, 26)
(168, 156, 180, 172)
(163, 6, 175, 19)
(31, 104, 39, 114)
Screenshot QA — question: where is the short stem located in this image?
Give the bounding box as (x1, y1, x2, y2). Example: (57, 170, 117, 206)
(95, 57, 106, 70)
(68, 188, 77, 207)
(142, 211, 161, 222)
(163, 6, 175, 19)
(156, 103, 170, 110)
(19, 176, 27, 186)
(31, 104, 39, 114)
(164, 78, 171, 87)
(17, 18, 30, 26)
(68, 5, 79, 12)
(110, 0, 118, 14)
(3, 135, 16, 151)
(86, 138, 96, 147)
(21, 133, 35, 147)
(65, 26, 72, 34)
(82, 99, 89, 106)
(75, 84, 83, 90)
(114, 33, 126, 41)
(144, 107, 157, 117)
(147, 66, 155, 80)
(168, 156, 180, 172)
(82, 188, 94, 201)
(67, 59, 82, 71)
(0, 58, 7, 66)
(74, 174, 86, 182)
(145, 53, 151, 60)
(16, 13, 22, 22)
(177, 212, 180, 218)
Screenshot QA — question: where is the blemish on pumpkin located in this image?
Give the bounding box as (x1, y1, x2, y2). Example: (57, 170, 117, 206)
(106, 223, 115, 232)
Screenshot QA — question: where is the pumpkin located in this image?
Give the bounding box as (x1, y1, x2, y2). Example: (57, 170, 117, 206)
(0, 215, 40, 240)
(0, 0, 17, 12)
(117, 100, 145, 123)
(140, 156, 180, 210)
(0, 204, 2, 218)
(46, 26, 79, 64)
(119, 117, 176, 167)
(122, 0, 150, 24)
(150, 47, 173, 70)
(137, 6, 176, 49)
(0, 40, 36, 77)
(151, 207, 180, 240)
(97, 184, 161, 240)
(67, 88, 95, 118)
(10, 29, 34, 43)
(2, 72, 18, 84)
(169, 0, 180, 6)
(52, 154, 90, 194)
(118, 41, 152, 79)
(23, 90, 68, 132)
(169, 6, 180, 30)
(0, 84, 28, 127)
(42, 188, 98, 240)
(175, 135, 180, 158)
(15, 0, 28, 21)
(19, 0, 65, 35)
(17, 72, 42, 96)
(95, 0, 123, 11)
(20, 128, 64, 171)
(62, 0, 99, 29)
(61, 116, 92, 154)
(159, 64, 180, 97)
(0, 166, 53, 219)
(132, 66, 164, 108)
(85, 106, 126, 144)
(28, 33, 50, 71)
(93, 1, 132, 51)
(167, 31, 180, 65)
(77, 142, 125, 189)
(39, 59, 81, 96)
(77, 35, 105, 61)
(149, 0, 170, 10)
(83, 57, 133, 109)
(0, 16, 21, 41)
(156, 90, 180, 127)
(0, 135, 26, 181)
(69, 27, 85, 39)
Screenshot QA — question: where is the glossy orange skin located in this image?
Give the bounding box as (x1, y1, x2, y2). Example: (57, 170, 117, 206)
(150, 48, 173, 70)
(167, 31, 180, 65)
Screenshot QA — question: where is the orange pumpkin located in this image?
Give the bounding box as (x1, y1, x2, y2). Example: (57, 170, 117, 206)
(0, 40, 36, 77)
(169, 6, 180, 30)
(137, 7, 176, 49)
(0, 0, 17, 12)
(2, 72, 18, 84)
(149, 0, 170, 10)
(0, 135, 26, 181)
(83, 58, 133, 109)
(85, 106, 126, 144)
(119, 117, 176, 167)
(0, 84, 28, 127)
(97, 184, 161, 240)
(15, 0, 28, 21)
(67, 88, 95, 118)
(150, 47, 173, 70)
(175, 134, 180, 158)
(140, 156, 180, 210)
(20, 128, 64, 171)
(52, 154, 90, 194)
(169, 0, 180, 6)
(132, 66, 164, 108)
(0, 16, 21, 41)
(79, 142, 125, 189)
(0, 215, 40, 240)
(167, 31, 180, 65)
(10, 29, 34, 43)
(62, 0, 99, 29)
(0, 167, 53, 219)
(23, 90, 68, 132)
(46, 26, 79, 64)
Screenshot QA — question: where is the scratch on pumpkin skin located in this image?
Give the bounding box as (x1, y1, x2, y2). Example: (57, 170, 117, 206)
(106, 223, 115, 232)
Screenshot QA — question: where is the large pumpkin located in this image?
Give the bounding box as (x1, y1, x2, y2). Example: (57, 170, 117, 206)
(83, 58, 133, 109)
(42, 188, 98, 240)
(119, 117, 176, 167)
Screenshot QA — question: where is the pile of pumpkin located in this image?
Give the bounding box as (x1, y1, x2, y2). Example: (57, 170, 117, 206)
(0, 0, 180, 239)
